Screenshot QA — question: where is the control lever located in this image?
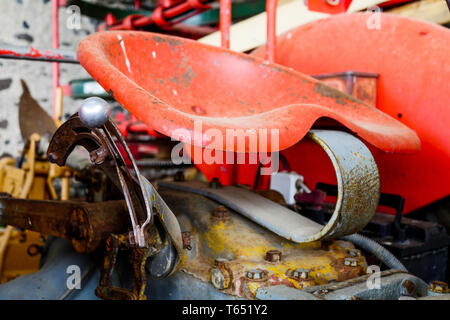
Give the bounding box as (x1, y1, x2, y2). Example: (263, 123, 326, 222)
(47, 97, 183, 299)
(79, 97, 152, 247)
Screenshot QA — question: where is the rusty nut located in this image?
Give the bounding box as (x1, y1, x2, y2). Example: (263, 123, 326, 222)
(344, 258, 358, 267)
(211, 268, 230, 290)
(347, 249, 362, 257)
(265, 249, 282, 263)
(246, 269, 268, 281)
(212, 205, 229, 221)
(290, 268, 310, 280)
(429, 281, 449, 294)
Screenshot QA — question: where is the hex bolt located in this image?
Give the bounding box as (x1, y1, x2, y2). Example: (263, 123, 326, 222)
(347, 249, 361, 257)
(212, 205, 229, 220)
(265, 250, 282, 263)
(246, 269, 267, 281)
(211, 268, 230, 290)
(344, 258, 358, 267)
(429, 281, 449, 294)
(292, 268, 310, 280)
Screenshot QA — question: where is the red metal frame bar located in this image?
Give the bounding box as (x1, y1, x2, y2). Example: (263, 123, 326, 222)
(0, 44, 77, 63)
(52, 0, 60, 121)
(220, 0, 231, 48)
(266, 0, 277, 62)
(218, 0, 277, 61)
(103, 0, 212, 31)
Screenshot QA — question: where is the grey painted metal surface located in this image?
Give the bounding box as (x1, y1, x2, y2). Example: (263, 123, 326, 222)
(159, 180, 323, 242)
(146, 271, 244, 300)
(0, 238, 99, 300)
(256, 285, 321, 300)
(302, 270, 428, 300)
(161, 129, 380, 243)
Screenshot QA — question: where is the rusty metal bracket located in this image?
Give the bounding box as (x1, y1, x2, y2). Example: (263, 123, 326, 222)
(46, 111, 184, 299)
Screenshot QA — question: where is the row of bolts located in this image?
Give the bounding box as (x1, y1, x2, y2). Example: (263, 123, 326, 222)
(208, 205, 363, 289)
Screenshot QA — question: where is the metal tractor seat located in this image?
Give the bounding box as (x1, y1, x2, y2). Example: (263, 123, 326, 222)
(77, 31, 420, 154)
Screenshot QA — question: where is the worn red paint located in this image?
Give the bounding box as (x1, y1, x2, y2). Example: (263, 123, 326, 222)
(0, 49, 22, 57)
(25, 46, 42, 58)
(77, 31, 419, 155)
(251, 13, 450, 214)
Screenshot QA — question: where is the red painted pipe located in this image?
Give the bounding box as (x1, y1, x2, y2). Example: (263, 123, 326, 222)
(134, 0, 142, 9)
(52, 0, 60, 120)
(219, 0, 232, 49)
(105, 0, 211, 30)
(266, 0, 277, 62)
(0, 44, 77, 63)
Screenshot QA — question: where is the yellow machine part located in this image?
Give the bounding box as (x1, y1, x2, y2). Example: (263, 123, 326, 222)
(0, 227, 44, 284)
(160, 188, 368, 299)
(0, 134, 72, 283)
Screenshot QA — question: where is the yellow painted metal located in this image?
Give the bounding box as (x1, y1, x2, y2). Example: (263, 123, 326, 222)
(161, 189, 368, 299)
(19, 133, 40, 199)
(54, 87, 64, 127)
(0, 134, 73, 283)
(0, 227, 44, 284)
(1, 166, 25, 197)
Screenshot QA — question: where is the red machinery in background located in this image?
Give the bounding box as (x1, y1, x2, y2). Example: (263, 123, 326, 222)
(251, 13, 450, 214)
(79, 1, 448, 216)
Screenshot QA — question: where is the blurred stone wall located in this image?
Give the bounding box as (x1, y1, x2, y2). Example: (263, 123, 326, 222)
(0, 0, 98, 156)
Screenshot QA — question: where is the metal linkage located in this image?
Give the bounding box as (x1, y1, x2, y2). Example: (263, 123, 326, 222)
(46, 97, 184, 299)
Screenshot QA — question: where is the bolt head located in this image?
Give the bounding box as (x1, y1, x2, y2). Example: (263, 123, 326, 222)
(292, 268, 309, 280)
(212, 205, 229, 220)
(211, 268, 227, 290)
(79, 97, 110, 128)
(344, 258, 358, 267)
(246, 269, 267, 281)
(265, 250, 282, 263)
(429, 281, 449, 293)
(347, 249, 361, 257)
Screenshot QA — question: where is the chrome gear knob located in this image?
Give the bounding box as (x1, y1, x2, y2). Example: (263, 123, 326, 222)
(79, 97, 111, 128)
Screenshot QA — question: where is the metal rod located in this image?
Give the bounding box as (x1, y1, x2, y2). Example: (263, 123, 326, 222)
(219, 0, 231, 49)
(266, 0, 277, 63)
(0, 44, 78, 63)
(52, 0, 61, 120)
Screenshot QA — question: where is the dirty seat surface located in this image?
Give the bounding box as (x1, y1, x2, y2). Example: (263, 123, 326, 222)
(77, 31, 419, 153)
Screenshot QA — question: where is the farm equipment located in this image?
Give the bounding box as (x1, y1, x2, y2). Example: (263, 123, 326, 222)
(0, 99, 433, 299)
(0, 0, 448, 301)
(250, 12, 450, 215)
